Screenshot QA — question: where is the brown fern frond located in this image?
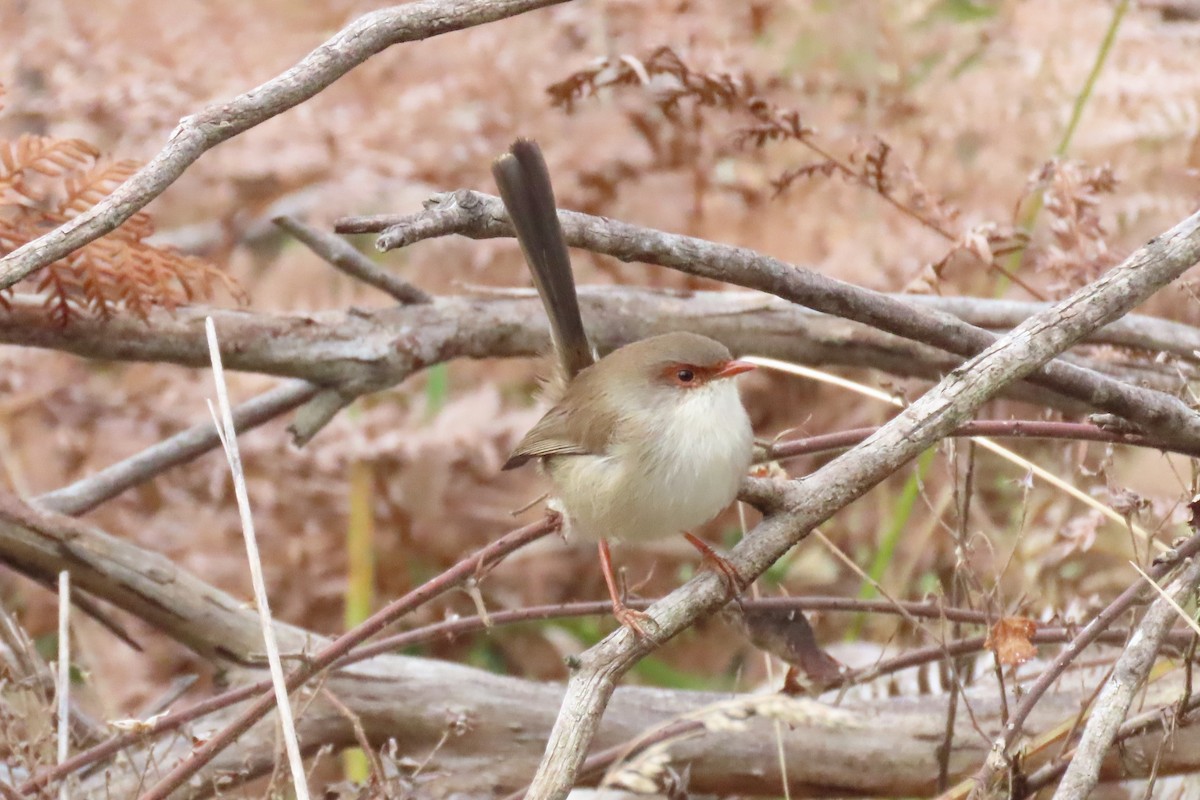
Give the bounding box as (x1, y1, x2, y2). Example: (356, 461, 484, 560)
(548, 46, 753, 116)
(770, 161, 839, 196)
(734, 101, 815, 148)
(1021, 159, 1121, 292)
(22, 220, 243, 325)
(0, 103, 242, 325)
(0, 135, 98, 204)
(854, 139, 894, 196)
(59, 159, 140, 210)
(35, 263, 81, 328)
(552, 49, 967, 248)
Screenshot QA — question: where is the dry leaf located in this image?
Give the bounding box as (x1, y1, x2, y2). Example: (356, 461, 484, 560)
(986, 617, 1038, 667)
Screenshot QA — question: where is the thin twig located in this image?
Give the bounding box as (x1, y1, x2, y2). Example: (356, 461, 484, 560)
(767, 420, 1200, 462)
(273, 216, 431, 305)
(319, 688, 389, 793)
(56, 570, 70, 800)
(938, 441, 975, 792)
(38, 380, 318, 516)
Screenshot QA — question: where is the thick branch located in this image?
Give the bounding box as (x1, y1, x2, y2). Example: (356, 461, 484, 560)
(91, 657, 1200, 800)
(0, 291, 1194, 419)
(347, 190, 1200, 448)
(0, 0, 566, 290)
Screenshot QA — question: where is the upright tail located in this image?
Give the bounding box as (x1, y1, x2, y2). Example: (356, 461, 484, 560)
(492, 139, 594, 381)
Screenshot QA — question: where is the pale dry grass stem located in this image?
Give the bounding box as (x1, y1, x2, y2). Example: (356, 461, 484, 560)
(205, 317, 309, 800)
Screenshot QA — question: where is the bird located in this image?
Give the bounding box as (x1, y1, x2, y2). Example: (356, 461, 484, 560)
(493, 138, 755, 636)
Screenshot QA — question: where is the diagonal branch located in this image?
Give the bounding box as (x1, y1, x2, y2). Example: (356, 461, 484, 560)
(273, 216, 432, 305)
(5, 482, 1200, 798)
(342, 190, 1200, 449)
(1050, 518, 1200, 799)
(0, 0, 567, 291)
(520, 208, 1200, 800)
(38, 380, 319, 516)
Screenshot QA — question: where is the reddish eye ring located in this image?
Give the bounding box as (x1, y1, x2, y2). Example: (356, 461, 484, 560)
(676, 368, 695, 383)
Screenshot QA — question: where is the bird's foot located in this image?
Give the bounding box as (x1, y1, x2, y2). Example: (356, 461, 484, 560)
(598, 538, 656, 639)
(683, 532, 745, 603)
(612, 601, 656, 640)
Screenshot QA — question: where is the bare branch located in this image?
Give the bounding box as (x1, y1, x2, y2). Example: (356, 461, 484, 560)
(346, 190, 1200, 448)
(4, 495, 1199, 798)
(1, 287, 1196, 422)
(273, 216, 431, 305)
(0, 0, 567, 291)
(767, 419, 1200, 461)
(968, 525, 1200, 795)
(38, 380, 318, 516)
(521, 209, 1200, 800)
(1051, 549, 1200, 798)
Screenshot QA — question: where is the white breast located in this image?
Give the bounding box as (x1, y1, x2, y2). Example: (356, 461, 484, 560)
(549, 381, 753, 542)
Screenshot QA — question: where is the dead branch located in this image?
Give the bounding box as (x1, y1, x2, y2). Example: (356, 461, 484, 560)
(3, 489, 1200, 799)
(0, 288, 1196, 423)
(37, 380, 319, 516)
(342, 190, 1200, 449)
(272, 216, 432, 305)
(1051, 537, 1200, 798)
(520, 208, 1200, 800)
(0, 0, 567, 291)
(90, 661, 1200, 800)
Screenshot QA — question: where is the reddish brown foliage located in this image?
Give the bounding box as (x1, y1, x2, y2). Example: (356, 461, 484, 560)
(0, 88, 241, 325)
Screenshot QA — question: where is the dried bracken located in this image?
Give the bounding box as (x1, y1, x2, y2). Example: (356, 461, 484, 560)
(1024, 158, 1123, 292)
(0, 87, 241, 324)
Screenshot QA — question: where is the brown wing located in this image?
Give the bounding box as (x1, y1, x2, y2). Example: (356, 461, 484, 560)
(502, 373, 619, 470)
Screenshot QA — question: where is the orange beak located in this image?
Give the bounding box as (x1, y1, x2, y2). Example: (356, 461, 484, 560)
(714, 359, 756, 379)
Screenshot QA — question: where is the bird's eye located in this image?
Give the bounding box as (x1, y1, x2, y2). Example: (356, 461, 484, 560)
(676, 368, 695, 383)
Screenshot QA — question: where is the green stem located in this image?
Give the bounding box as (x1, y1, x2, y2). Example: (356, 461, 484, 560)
(999, 0, 1131, 287)
(848, 447, 936, 638)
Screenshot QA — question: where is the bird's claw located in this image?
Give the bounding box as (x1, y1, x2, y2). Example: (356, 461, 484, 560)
(684, 531, 745, 603)
(613, 603, 657, 640)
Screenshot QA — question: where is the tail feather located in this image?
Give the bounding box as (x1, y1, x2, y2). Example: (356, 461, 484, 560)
(492, 139, 594, 381)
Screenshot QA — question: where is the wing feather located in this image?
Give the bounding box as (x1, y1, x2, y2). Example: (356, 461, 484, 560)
(503, 376, 618, 470)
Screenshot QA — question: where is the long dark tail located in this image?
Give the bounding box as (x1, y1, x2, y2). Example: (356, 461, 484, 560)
(492, 139, 594, 381)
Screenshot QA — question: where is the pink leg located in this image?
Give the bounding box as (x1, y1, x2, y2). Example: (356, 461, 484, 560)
(683, 532, 744, 600)
(598, 539, 653, 638)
